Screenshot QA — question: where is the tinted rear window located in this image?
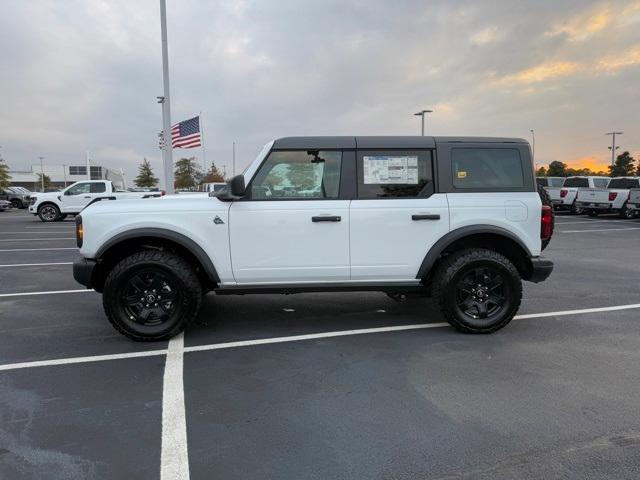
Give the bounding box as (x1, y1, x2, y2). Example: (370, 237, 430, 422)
(608, 178, 640, 189)
(452, 148, 524, 189)
(549, 178, 565, 187)
(90, 183, 106, 193)
(563, 177, 588, 188)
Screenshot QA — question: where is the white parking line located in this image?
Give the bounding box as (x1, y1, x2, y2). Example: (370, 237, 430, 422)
(161, 334, 190, 480)
(0, 231, 74, 234)
(555, 220, 637, 225)
(0, 237, 75, 242)
(0, 302, 639, 373)
(0, 247, 77, 252)
(0, 262, 73, 268)
(560, 227, 640, 233)
(0, 289, 93, 298)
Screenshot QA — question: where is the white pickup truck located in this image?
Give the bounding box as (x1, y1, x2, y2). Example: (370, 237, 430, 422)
(29, 180, 163, 222)
(546, 176, 610, 214)
(575, 177, 640, 218)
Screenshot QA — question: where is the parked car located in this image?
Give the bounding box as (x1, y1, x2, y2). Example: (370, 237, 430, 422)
(200, 182, 227, 194)
(73, 136, 554, 341)
(0, 186, 31, 208)
(0, 199, 11, 212)
(546, 176, 610, 214)
(29, 180, 164, 222)
(575, 177, 640, 218)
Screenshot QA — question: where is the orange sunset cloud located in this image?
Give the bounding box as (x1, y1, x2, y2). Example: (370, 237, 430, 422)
(565, 156, 610, 172)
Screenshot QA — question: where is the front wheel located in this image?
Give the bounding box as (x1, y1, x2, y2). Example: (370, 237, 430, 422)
(38, 204, 60, 222)
(432, 248, 522, 334)
(11, 199, 23, 209)
(102, 250, 203, 341)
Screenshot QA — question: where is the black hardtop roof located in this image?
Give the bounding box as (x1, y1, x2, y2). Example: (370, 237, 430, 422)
(272, 136, 528, 150)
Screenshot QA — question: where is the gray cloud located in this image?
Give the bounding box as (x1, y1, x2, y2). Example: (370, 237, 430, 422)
(1, 0, 638, 183)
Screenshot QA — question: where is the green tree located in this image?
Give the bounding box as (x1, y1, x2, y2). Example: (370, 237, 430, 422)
(546, 161, 567, 177)
(202, 164, 225, 183)
(36, 173, 52, 190)
(535, 166, 547, 176)
(0, 155, 10, 190)
(636, 161, 640, 177)
(134, 158, 159, 187)
(174, 157, 202, 190)
(287, 164, 318, 190)
(608, 151, 635, 177)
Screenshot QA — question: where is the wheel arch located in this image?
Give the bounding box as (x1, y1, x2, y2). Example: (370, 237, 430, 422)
(92, 228, 220, 292)
(416, 226, 535, 282)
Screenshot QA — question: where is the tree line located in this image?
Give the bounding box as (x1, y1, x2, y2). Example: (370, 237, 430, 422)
(537, 152, 639, 178)
(134, 157, 225, 189)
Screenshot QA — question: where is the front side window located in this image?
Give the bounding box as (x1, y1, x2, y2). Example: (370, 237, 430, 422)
(250, 150, 342, 200)
(452, 148, 524, 189)
(66, 183, 91, 195)
(357, 150, 433, 198)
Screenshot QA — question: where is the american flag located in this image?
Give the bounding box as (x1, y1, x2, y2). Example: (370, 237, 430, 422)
(159, 116, 202, 149)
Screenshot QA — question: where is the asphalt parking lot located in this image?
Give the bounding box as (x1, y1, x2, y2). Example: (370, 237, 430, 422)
(1, 209, 640, 479)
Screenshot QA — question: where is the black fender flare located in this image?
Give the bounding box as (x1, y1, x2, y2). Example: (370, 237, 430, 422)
(96, 228, 220, 283)
(415, 225, 533, 279)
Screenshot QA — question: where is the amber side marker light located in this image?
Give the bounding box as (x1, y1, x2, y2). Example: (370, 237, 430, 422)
(76, 215, 83, 248)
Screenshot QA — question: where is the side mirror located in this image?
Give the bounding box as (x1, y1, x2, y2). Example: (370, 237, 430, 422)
(213, 175, 246, 201)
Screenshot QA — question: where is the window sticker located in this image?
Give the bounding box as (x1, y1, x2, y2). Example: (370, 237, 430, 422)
(457, 170, 467, 179)
(363, 156, 418, 184)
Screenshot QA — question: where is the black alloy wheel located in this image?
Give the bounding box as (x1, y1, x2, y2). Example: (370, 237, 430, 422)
(455, 267, 507, 320)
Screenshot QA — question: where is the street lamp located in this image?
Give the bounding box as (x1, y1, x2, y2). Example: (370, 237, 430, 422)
(530, 129, 535, 163)
(414, 109, 433, 136)
(39, 156, 45, 191)
(605, 131, 623, 166)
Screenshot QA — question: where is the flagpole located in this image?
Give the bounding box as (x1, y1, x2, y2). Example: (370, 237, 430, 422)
(159, 0, 174, 194)
(199, 111, 207, 173)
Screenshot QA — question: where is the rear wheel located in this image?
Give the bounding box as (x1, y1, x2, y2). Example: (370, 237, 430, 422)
(570, 202, 583, 215)
(432, 248, 522, 334)
(102, 250, 202, 341)
(620, 203, 635, 219)
(588, 210, 598, 217)
(38, 204, 60, 222)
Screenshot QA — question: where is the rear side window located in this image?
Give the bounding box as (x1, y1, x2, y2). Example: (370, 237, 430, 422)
(356, 150, 434, 198)
(608, 178, 640, 189)
(563, 177, 588, 188)
(90, 183, 106, 193)
(452, 148, 524, 189)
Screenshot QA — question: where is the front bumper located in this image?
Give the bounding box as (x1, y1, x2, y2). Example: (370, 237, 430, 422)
(73, 257, 97, 288)
(528, 257, 554, 283)
(28, 205, 37, 214)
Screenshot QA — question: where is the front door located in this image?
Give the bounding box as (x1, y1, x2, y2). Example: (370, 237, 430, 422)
(229, 149, 350, 284)
(349, 149, 450, 280)
(61, 182, 107, 212)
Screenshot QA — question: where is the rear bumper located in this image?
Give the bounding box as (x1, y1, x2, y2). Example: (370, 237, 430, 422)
(528, 257, 554, 283)
(73, 257, 96, 289)
(575, 202, 611, 210)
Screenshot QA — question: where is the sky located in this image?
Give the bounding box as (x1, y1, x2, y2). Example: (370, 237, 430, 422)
(0, 0, 639, 185)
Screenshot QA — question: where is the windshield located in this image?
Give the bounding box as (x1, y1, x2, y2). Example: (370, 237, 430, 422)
(608, 178, 640, 189)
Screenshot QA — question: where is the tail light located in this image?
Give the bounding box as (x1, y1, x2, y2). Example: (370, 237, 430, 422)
(76, 215, 83, 248)
(560, 189, 568, 198)
(541, 205, 552, 241)
(608, 192, 617, 201)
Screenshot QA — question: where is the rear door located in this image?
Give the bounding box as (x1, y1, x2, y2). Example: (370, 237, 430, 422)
(349, 149, 449, 281)
(229, 149, 351, 284)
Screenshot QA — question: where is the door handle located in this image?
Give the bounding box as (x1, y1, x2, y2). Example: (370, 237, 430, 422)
(312, 215, 341, 222)
(412, 214, 440, 220)
(84, 196, 91, 198)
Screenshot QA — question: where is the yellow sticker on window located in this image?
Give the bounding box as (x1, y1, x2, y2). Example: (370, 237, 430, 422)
(457, 171, 467, 178)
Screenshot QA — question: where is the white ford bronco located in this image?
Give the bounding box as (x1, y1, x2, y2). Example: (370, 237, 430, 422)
(73, 136, 554, 341)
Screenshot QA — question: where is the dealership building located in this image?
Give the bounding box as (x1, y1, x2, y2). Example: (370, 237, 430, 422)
(8, 164, 126, 192)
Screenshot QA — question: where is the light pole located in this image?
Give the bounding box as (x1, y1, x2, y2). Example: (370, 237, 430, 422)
(414, 110, 433, 136)
(530, 129, 535, 163)
(39, 156, 45, 191)
(605, 131, 623, 166)
(159, 0, 174, 194)
(232, 141, 236, 177)
(62, 164, 67, 187)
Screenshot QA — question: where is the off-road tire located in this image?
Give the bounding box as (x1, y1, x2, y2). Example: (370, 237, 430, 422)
(432, 248, 522, 334)
(102, 250, 202, 341)
(537, 185, 555, 250)
(38, 203, 60, 222)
